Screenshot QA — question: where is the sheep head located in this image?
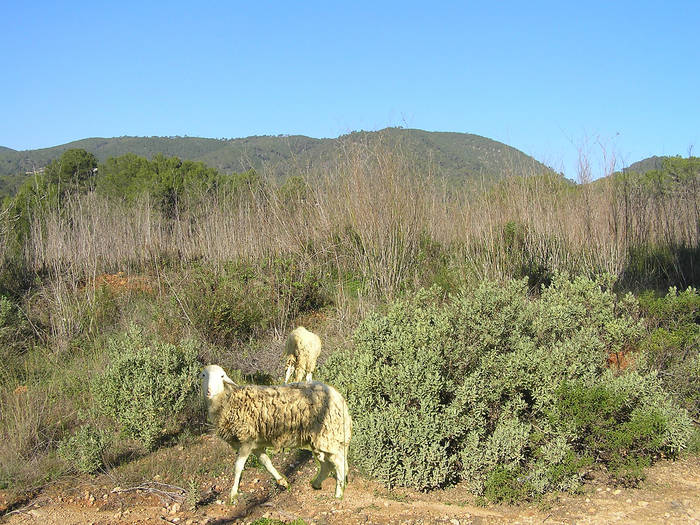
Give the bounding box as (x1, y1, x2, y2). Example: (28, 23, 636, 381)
(201, 364, 236, 401)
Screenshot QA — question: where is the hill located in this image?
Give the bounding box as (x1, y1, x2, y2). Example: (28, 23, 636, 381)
(624, 155, 667, 174)
(0, 128, 554, 195)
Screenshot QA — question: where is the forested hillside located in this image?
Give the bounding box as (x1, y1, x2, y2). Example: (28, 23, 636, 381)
(0, 128, 555, 199)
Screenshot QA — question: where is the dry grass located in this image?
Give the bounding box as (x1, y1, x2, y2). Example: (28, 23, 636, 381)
(0, 143, 691, 312)
(0, 381, 70, 490)
(10, 141, 695, 300)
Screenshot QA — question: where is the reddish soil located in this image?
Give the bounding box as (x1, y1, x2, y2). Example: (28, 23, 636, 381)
(2, 454, 698, 524)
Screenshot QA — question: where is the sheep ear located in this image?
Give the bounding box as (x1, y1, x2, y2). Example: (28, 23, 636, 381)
(222, 373, 237, 387)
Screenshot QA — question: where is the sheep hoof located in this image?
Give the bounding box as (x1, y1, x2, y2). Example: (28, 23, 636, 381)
(277, 478, 289, 489)
(311, 482, 322, 490)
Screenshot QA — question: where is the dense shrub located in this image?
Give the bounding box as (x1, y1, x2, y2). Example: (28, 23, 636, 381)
(57, 424, 110, 474)
(92, 326, 200, 450)
(320, 274, 693, 499)
(551, 375, 688, 485)
(637, 287, 700, 419)
(183, 257, 329, 346)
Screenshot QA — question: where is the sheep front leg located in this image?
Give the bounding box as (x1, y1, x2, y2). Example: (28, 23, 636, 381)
(284, 365, 294, 383)
(230, 443, 253, 503)
(330, 452, 347, 499)
(254, 448, 289, 489)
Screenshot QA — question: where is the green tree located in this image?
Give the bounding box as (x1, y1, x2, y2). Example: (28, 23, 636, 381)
(44, 148, 98, 196)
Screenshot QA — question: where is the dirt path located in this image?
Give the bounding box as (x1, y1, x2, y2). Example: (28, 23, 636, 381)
(2, 456, 698, 524)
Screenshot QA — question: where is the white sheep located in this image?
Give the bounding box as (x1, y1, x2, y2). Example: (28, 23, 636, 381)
(200, 364, 352, 501)
(283, 326, 321, 383)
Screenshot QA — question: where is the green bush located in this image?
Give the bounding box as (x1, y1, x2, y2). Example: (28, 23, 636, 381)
(92, 326, 200, 450)
(483, 466, 529, 504)
(57, 424, 110, 474)
(552, 377, 681, 485)
(637, 287, 699, 418)
(183, 257, 329, 346)
(320, 274, 693, 499)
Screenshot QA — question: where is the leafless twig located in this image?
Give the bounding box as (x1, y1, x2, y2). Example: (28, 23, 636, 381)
(112, 481, 186, 504)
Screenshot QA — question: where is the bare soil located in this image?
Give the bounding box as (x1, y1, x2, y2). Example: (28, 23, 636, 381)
(2, 444, 698, 525)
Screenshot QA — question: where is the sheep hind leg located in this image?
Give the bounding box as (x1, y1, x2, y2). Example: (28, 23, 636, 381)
(230, 443, 253, 503)
(254, 448, 289, 489)
(311, 452, 332, 490)
(330, 452, 347, 499)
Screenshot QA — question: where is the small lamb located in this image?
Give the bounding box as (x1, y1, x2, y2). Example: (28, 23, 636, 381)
(283, 326, 321, 383)
(201, 364, 352, 501)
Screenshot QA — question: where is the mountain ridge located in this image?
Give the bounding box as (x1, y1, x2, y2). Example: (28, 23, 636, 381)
(0, 128, 556, 195)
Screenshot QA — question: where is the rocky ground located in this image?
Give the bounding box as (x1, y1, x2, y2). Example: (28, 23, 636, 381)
(2, 449, 698, 524)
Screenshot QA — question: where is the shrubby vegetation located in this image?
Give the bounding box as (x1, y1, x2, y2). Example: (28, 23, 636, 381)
(92, 326, 200, 450)
(181, 258, 329, 347)
(57, 424, 111, 475)
(0, 145, 697, 504)
(637, 287, 699, 419)
(320, 275, 694, 500)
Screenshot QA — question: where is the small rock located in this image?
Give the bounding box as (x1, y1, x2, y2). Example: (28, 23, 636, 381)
(450, 519, 460, 525)
(626, 498, 632, 504)
(112, 487, 122, 493)
(585, 498, 590, 503)
(665, 513, 671, 518)
(613, 489, 622, 495)
(171, 503, 181, 514)
(172, 519, 180, 523)
(596, 488, 602, 492)
(638, 501, 649, 507)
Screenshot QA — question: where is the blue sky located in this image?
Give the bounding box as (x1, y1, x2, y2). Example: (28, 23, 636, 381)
(2, 1, 698, 179)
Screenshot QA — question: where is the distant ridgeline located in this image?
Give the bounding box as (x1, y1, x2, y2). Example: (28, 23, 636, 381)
(599, 155, 700, 186)
(0, 128, 556, 198)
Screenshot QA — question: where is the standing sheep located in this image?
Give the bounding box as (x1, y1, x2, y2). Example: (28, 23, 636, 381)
(200, 365, 352, 501)
(283, 326, 321, 383)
